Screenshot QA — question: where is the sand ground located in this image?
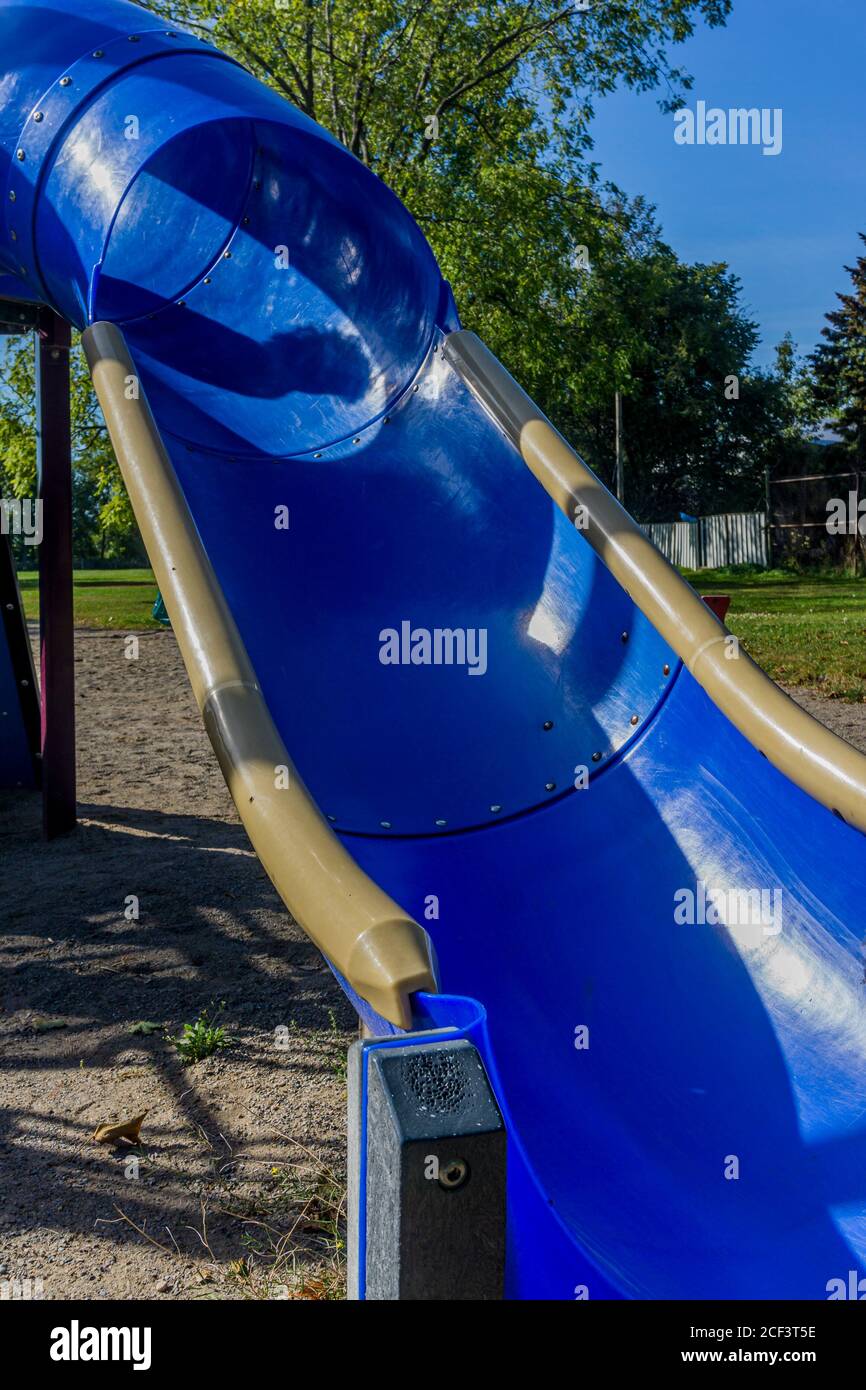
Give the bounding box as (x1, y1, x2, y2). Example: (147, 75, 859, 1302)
(0, 630, 354, 1301)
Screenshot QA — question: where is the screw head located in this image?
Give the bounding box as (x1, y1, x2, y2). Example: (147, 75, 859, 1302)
(542, 720, 553, 731)
(438, 1158, 469, 1190)
(591, 751, 602, 763)
(59, 76, 71, 86)
(620, 630, 629, 643)
(128, 33, 140, 41)
(16, 149, 24, 161)
(203, 276, 211, 284)
(92, 49, 104, 57)
(545, 782, 556, 792)
(379, 820, 392, 829)
(435, 818, 447, 827)
(9, 230, 16, 241)
(9, 190, 15, 201)
(490, 804, 502, 814)
(663, 663, 670, 676)
(33, 111, 43, 123)
(630, 714, 639, 726)
(223, 250, 232, 259)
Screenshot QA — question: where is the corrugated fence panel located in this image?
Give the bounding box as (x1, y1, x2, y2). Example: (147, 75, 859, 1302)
(643, 514, 767, 569)
(644, 521, 700, 568)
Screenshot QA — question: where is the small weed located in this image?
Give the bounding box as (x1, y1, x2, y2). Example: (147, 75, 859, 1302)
(169, 1006, 233, 1065)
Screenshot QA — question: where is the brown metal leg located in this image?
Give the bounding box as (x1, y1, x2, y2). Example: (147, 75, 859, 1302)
(36, 309, 76, 838)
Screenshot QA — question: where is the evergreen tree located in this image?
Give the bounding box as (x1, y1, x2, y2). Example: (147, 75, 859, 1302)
(811, 234, 866, 464)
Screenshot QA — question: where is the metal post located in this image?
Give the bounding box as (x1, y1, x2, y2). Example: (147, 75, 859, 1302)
(348, 1037, 506, 1300)
(763, 465, 773, 568)
(614, 390, 624, 504)
(36, 308, 76, 838)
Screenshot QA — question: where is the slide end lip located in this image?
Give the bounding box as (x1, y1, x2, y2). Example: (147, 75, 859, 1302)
(346, 920, 438, 1031)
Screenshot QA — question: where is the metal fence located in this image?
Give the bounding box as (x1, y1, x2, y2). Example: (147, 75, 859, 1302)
(643, 512, 768, 569)
(768, 470, 862, 569)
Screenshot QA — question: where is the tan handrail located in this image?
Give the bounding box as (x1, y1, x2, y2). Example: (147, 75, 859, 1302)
(444, 329, 866, 834)
(82, 322, 436, 1028)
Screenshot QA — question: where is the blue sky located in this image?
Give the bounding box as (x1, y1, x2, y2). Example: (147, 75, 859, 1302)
(589, 0, 866, 366)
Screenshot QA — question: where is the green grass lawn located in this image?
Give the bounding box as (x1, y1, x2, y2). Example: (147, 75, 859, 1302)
(17, 568, 163, 631)
(683, 567, 866, 701)
(15, 563, 866, 700)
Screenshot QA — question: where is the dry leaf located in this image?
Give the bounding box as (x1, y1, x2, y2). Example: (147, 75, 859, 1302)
(295, 1278, 328, 1300)
(92, 1111, 148, 1145)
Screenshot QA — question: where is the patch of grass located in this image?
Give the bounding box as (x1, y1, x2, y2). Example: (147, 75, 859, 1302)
(324, 1008, 349, 1083)
(186, 1139, 346, 1301)
(215, 1149, 347, 1301)
(16, 567, 162, 629)
(682, 567, 866, 700)
(169, 1006, 233, 1065)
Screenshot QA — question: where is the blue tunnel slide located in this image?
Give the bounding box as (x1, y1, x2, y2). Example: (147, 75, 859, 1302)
(2, 0, 866, 1301)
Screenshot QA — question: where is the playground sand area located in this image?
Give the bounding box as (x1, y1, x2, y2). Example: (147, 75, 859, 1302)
(0, 628, 864, 1302)
(0, 629, 355, 1301)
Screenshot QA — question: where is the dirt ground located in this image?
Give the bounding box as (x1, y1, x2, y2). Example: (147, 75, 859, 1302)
(1, 632, 865, 1303)
(0, 629, 355, 1302)
(781, 685, 866, 753)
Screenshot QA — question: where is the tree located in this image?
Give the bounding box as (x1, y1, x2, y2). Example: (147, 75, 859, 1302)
(524, 209, 789, 519)
(139, 0, 736, 458)
(0, 334, 144, 567)
(144, 1, 732, 180)
(811, 234, 866, 465)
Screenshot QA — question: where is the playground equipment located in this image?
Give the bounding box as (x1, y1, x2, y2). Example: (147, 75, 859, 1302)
(2, 0, 866, 1300)
(0, 300, 74, 834)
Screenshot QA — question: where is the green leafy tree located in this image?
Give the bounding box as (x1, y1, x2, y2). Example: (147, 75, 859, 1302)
(0, 335, 144, 566)
(146, 1, 732, 180)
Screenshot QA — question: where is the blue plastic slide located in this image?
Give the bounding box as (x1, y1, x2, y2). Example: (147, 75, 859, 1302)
(2, 0, 866, 1300)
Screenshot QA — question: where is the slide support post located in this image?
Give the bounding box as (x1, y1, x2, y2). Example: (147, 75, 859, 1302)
(348, 1038, 506, 1300)
(36, 308, 76, 838)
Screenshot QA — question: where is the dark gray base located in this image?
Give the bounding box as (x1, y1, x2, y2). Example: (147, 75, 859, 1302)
(348, 1037, 506, 1300)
